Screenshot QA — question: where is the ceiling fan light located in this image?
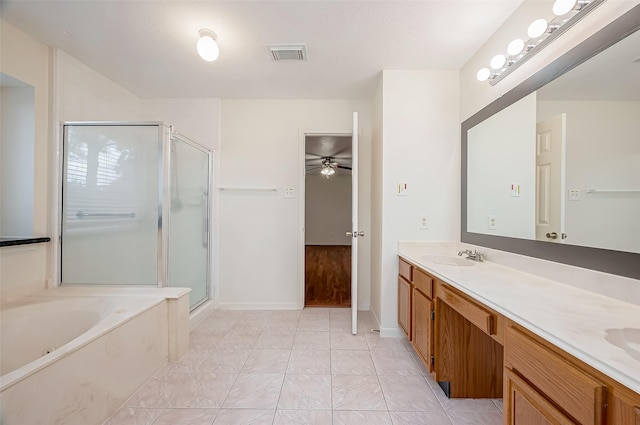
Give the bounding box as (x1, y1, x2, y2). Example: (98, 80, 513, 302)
(321, 166, 335, 176)
(197, 29, 219, 62)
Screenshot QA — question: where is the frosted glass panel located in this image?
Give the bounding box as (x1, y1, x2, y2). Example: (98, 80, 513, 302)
(62, 125, 160, 285)
(168, 139, 209, 309)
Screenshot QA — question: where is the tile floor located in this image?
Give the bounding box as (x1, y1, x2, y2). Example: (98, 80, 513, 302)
(104, 308, 503, 425)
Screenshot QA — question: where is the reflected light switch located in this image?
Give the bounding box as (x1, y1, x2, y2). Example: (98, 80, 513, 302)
(511, 183, 521, 197)
(397, 182, 408, 196)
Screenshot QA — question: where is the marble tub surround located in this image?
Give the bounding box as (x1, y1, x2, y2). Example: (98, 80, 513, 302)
(103, 308, 503, 425)
(0, 287, 191, 425)
(398, 241, 640, 394)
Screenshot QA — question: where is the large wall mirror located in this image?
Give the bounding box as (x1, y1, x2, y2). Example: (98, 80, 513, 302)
(462, 5, 640, 279)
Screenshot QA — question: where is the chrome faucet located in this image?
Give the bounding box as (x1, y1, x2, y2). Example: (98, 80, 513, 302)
(457, 249, 486, 262)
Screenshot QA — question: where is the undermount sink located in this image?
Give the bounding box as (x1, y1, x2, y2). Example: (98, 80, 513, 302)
(605, 328, 640, 361)
(420, 255, 475, 267)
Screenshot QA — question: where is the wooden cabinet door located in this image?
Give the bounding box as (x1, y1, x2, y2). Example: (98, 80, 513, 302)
(398, 277, 411, 338)
(412, 288, 433, 371)
(505, 368, 575, 425)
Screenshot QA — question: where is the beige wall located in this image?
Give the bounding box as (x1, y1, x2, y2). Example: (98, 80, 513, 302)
(373, 70, 460, 336)
(305, 175, 352, 246)
(218, 99, 371, 310)
(0, 20, 51, 305)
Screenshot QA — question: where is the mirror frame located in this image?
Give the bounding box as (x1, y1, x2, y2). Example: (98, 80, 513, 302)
(461, 4, 640, 280)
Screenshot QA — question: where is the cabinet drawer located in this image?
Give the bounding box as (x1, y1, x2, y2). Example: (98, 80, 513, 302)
(506, 326, 606, 425)
(505, 367, 575, 425)
(399, 258, 412, 282)
(413, 267, 433, 298)
(438, 285, 495, 335)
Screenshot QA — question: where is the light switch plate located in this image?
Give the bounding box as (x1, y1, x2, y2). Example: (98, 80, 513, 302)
(284, 188, 295, 199)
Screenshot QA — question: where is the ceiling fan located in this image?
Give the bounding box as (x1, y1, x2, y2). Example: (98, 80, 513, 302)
(305, 156, 352, 177)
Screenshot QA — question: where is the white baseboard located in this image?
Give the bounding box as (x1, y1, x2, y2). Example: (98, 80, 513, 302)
(189, 300, 215, 330)
(217, 302, 300, 310)
(379, 326, 405, 338)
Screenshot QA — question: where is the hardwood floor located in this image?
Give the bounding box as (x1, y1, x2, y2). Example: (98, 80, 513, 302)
(305, 245, 351, 307)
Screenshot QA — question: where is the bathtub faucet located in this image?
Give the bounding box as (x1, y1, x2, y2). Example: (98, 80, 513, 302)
(457, 249, 486, 262)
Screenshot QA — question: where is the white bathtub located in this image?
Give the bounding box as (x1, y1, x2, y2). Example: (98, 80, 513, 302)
(0, 287, 190, 425)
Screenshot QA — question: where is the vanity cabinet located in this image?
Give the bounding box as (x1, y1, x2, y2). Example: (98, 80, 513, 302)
(397, 258, 435, 370)
(397, 255, 640, 424)
(398, 275, 412, 338)
(398, 258, 413, 338)
(504, 322, 640, 425)
(411, 268, 434, 370)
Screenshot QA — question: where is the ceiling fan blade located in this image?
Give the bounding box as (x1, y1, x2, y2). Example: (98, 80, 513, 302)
(332, 145, 352, 157)
(336, 165, 352, 170)
(305, 165, 322, 171)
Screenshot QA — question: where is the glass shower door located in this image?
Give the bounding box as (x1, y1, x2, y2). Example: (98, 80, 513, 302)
(61, 124, 161, 285)
(168, 137, 210, 309)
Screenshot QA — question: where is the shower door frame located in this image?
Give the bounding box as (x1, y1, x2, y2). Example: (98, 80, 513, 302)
(167, 129, 213, 311)
(57, 122, 213, 309)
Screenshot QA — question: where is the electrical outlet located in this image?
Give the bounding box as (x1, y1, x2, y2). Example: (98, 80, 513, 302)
(284, 188, 295, 199)
(488, 215, 497, 230)
(568, 189, 580, 201)
(420, 215, 428, 229)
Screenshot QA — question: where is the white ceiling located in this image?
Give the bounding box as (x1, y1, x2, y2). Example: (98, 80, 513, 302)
(1, 0, 523, 99)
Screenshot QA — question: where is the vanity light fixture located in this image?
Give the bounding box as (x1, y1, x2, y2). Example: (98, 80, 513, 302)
(196, 29, 220, 62)
(527, 18, 550, 39)
(476, 0, 605, 84)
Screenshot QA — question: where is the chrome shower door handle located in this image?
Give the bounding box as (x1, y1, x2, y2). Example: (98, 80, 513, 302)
(202, 192, 209, 248)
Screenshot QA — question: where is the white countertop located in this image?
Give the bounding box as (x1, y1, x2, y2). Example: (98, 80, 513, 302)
(398, 242, 640, 394)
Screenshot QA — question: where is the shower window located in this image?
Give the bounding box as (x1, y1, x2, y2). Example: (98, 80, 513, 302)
(61, 124, 161, 286)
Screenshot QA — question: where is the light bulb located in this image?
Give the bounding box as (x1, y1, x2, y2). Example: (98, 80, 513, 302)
(528, 19, 549, 39)
(197, 30, 219, 62)
(490, 54, 506, 70)
(553, 0, 578, 16)
(507, 39, 525, 56)
(476, 68, 491, 82)
(321, 166, 335, 176)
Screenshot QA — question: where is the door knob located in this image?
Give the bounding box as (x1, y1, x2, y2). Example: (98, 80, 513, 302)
(346, 231, 365, 238)
(546, 232, 558, 240)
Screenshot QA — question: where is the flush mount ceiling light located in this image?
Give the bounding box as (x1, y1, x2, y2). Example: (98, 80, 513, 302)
(197, 29, 219, 62)
(476, 0, 604, 85)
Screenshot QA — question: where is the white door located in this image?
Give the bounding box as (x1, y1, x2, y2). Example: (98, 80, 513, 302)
(535, 114, 566, 243)
(348, 112, 360, 335)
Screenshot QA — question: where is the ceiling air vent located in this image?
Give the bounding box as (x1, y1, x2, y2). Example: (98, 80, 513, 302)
(268, 44, 308, 61)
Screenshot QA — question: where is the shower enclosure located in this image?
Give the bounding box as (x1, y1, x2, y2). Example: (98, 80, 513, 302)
(60, 122, 211, 310)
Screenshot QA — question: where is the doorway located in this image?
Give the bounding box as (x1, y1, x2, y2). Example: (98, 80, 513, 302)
(304, 135, 352, 307)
